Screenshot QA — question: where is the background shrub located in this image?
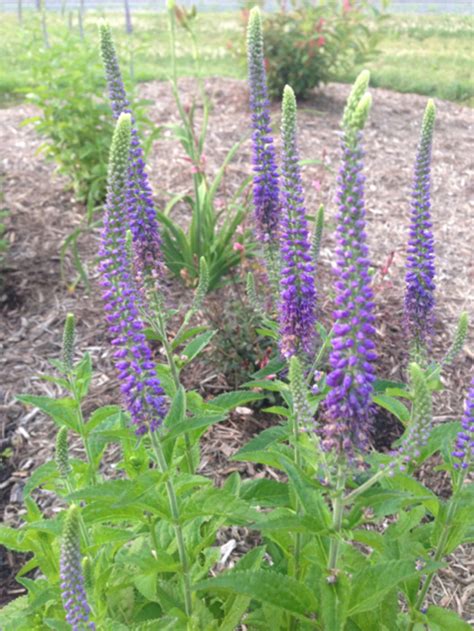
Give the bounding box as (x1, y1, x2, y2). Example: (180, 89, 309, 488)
(262, 0, 385, 100)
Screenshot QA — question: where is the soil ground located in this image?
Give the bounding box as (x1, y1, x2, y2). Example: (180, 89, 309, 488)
(0, 78, 473, 620)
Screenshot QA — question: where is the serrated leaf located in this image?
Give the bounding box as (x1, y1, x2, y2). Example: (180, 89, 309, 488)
(195, 569, 318, 619)
(85, 405, 122, 434)
(348, 560, 418, 615)
(425, 605, 471, 630)
(218, 547, 266, 631)
(24, 460, 58, 496)
(318, 573, 350, 631)
(232, 424, 288, 460)
(211, 390, 264, 411)
(240, 479, 289, 507)
(279, 457, 331, 527)
(182, 330, 216, 363)
(163, 412, 226, 441)
(16, 395, 79, 431)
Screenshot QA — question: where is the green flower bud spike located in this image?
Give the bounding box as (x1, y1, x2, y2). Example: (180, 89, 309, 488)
(312, 204, 324, 266)
(342, 70, 370, 132)
(442, 311, 468, 366)
(62, 313, 76, 372)
(56, 426, 71, 479)
(246, 271, 264, 318)
(392, 363, 433, 472)
(289, 355, 313, 432)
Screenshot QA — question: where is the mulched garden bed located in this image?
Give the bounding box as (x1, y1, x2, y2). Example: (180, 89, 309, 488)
(0, 78, 472, 620)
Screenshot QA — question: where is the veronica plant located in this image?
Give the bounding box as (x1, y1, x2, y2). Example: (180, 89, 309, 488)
(0, 114, 264, 629)
(404, 99, 436, 362)
(0, 25, 471, 631)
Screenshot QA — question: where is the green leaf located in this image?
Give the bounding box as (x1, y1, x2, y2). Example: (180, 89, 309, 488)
(44, 620, 71, 631)
(425, 605, 471, 631)
(16, 395, 79, 431)
(218, 547, 266, 631)
(211, 390, 264, 411)
(181, 330, 216, 363)
(164, 386, 186, 428)
(348, 560, 419, 615)
(85, 405, 122, 434)
(74, 352, 92, 399)
(373, 394, 410, 425)
(232, 424, 288, 460)
(163, 412, 226, 441)
(318, 573, 350, 631)
(195, 569, 318, 619)
(0, 596, 29, 627)
(240, 479, 290, 507)
(24, 460, 58, 496)
(279, 457, 331, 527)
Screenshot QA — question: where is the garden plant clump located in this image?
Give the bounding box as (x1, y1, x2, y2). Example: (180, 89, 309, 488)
(0, 4, 472, 631)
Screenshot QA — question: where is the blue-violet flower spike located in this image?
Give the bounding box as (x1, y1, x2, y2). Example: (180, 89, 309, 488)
(452, 376, 474, 470)
(323, 74, 376, 456)
(60, 505, 95, 630)
(278, 85, 316, 359)
(404, 100, 436, 357)
(247, 7, 280, 244)
(100, 24, 162, 289)
(99, 113, 166, 435)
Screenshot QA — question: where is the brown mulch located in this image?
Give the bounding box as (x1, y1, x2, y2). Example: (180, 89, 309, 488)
(0, 78, 473, 620)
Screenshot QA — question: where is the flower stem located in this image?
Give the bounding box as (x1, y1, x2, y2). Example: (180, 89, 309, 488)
(328, 463, 346, 571)
(344, 469, 386, 504)
(408, 472, 466, 629)
(150, 431, 193, 619)
(152, 310, 195, 473)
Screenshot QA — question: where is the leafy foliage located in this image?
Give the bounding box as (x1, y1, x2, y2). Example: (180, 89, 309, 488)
(260, 0, 384, 99)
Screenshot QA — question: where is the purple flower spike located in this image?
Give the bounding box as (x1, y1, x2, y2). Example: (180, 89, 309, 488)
(100, 24, 161, 290)
(452, 376, 474, 470)
(278, 86, 316, 359)
(404, 100, 436, 356)
(100, 114, 166, 435)
(60, 506, 95, 631)
(247, 7, 280, 244)
(323, 74, 376, 456)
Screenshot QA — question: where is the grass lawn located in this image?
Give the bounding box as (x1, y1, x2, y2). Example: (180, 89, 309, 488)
(0, 10, 472, 106)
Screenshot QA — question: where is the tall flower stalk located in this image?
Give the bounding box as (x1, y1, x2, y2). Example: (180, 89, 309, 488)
(60, 505, 95, 630)
(247, 7, 280, 246)
(100, 24, 161, 290)
(452, 376, 474, 471)
(278, 85, 316, 359)
(323, 71, 376, 458)
(99, 113, 166, 436)
(404, 100, 436, 360)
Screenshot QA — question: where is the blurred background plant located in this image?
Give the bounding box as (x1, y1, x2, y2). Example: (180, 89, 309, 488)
(158, 2, 253, 291)
(22, 33, 158, 215)
(255, 0, 387, 100)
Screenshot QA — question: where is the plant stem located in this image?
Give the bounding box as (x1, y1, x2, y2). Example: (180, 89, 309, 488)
(150, 431, 193, 619)
(64, 478, 91, 549)
(289, 410, 302, 631)
(408, 472, 466, 629)
(344, 469, 386, 504)
(68, 376, 97, 485)
(328, 463, 346, 571)
(154, 311, 195, 473)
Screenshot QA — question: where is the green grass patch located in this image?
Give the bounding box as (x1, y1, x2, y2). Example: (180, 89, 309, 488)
(0, 10, 472, 106)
